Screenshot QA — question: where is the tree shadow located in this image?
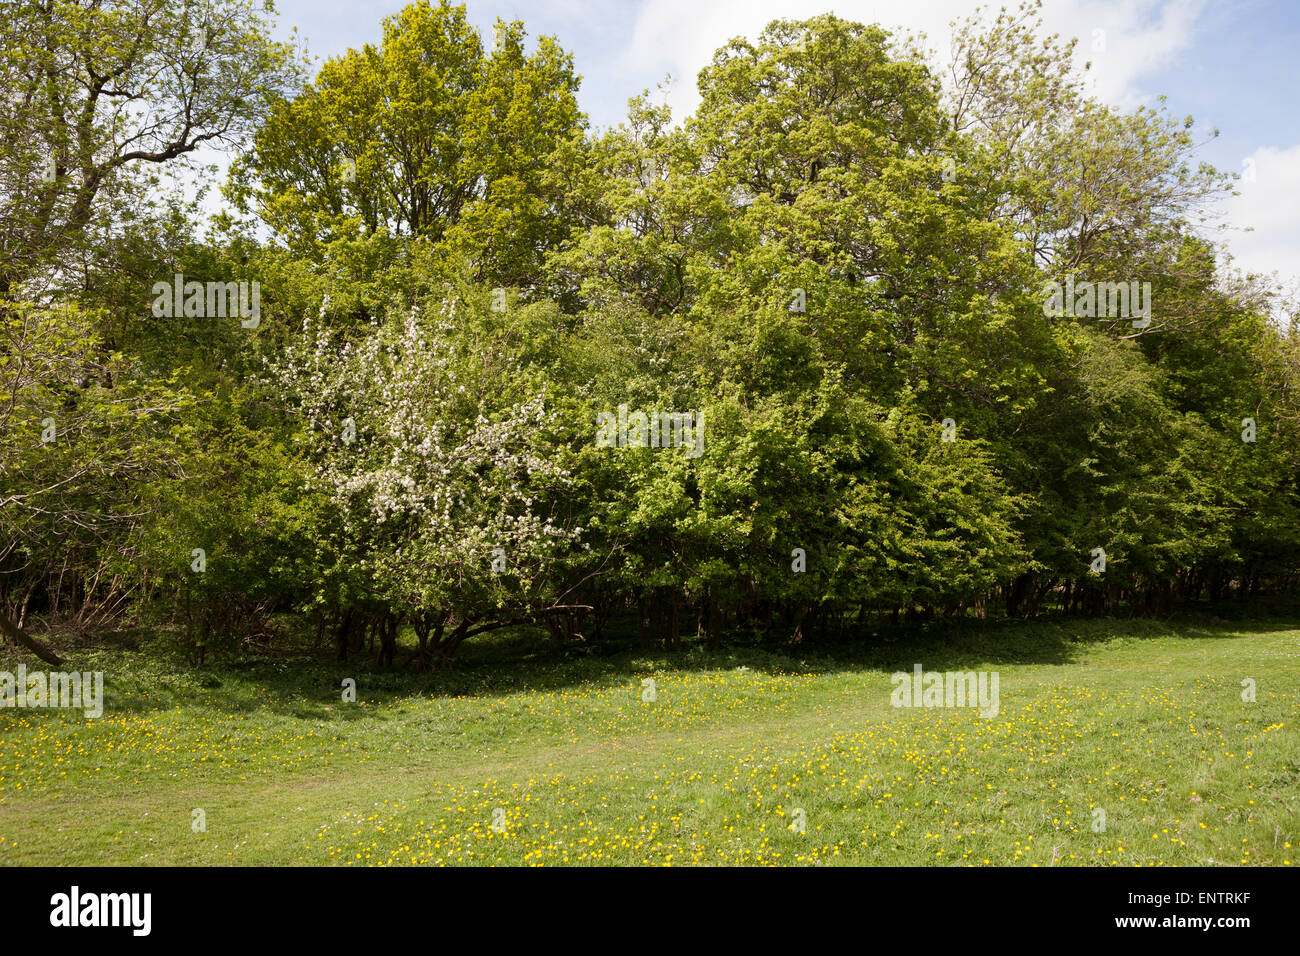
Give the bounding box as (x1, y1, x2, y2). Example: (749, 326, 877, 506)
(7, 603, 1294, 722)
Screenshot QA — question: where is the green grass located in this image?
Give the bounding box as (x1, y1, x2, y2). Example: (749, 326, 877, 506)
(1, 614, 1296, 866)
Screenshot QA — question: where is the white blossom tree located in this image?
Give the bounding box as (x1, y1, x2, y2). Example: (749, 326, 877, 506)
(274, 292, 582, 668)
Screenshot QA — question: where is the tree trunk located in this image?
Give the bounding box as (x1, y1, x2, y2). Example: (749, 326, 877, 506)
(435, 621, 470, 670)
(412, 615, 435, 671)
(375, 612, 397, 667)
(1005, 573, 1032, 618)
(0, 610, 64, 666)
(334, 609, 352, 662)
(706, 595, 721, 650)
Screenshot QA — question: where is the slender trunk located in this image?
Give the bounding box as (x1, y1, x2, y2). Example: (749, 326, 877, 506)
(376, 612, 397, 667)
(706, 594, 721, 650)
(334, 609, 352, 662)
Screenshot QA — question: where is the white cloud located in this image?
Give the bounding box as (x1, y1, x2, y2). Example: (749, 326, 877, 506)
(1051, 0, 1205, 109)
(1217, 144, 1300, 291)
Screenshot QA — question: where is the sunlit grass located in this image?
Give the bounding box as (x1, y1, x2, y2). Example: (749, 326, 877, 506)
(0, 615, 1295, 866)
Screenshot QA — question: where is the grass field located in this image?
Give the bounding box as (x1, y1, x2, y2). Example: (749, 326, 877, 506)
(1, 614, 1296, 866)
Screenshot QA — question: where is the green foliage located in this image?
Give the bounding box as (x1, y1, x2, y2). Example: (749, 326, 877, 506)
(225, 0, 585, 287)
(0, 0, 301, 296)
(4, 1, 1299, 669)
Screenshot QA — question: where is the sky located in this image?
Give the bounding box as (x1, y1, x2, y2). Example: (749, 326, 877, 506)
(236, 0, 1300, 292)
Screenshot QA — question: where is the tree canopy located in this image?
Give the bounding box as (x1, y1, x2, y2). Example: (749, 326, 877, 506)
(3, 0, 1298, 668)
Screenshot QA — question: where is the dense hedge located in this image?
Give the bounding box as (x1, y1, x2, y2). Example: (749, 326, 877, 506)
(3, 2, 1297, 667)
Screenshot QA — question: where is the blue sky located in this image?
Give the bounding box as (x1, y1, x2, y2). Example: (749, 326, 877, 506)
(250, 0, 1300, 290)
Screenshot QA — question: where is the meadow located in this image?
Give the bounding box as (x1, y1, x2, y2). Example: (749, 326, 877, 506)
(0, 614, 1295, 867)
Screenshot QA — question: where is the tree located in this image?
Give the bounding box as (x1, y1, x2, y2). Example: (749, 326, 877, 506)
(0, 0, 301, 297)
(0, 302, 191, 661)
(227, 0, 585, 287)
(272, 283, 584, 668)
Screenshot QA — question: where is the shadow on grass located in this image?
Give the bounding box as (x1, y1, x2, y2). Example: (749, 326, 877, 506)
(3, 600, 1296, 722)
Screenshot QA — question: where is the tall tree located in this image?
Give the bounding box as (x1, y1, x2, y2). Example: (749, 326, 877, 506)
(227, 0, 585, 286)
(0, 0, 300, 297)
